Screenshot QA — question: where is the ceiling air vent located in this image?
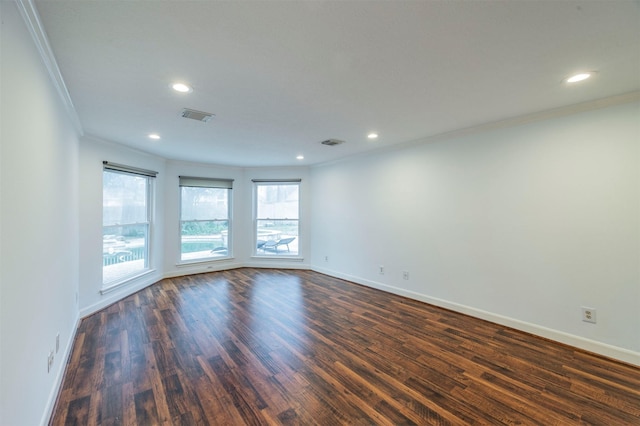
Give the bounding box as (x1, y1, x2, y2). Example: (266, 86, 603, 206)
(321, 139, 345, 146)
(181, 108, 214, 123)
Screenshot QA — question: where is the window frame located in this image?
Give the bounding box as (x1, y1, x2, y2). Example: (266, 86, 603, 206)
(102, 163, 156, 291)
(178, 176, 233, 264)
(253, 179, 301, 258)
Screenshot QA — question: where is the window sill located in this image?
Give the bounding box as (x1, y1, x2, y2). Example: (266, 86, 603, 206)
(176, 257, 235, 267)
(101, 269, 156, 295)
(250, 255, 304, 262)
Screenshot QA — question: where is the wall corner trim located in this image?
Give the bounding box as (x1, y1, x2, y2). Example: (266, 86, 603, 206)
(14, 0, 84, 136)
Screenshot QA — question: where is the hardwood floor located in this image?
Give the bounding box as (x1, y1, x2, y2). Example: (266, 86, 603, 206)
(51, 268, 640, 425)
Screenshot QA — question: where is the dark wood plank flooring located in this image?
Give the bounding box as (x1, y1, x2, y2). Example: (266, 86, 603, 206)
(51, 268, 640, 425)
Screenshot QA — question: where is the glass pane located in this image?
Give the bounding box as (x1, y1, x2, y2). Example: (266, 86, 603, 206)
(256, 219, 298, 255)
(181, 187, 229, 221)
(181, 220, 229, 261)
(256, 184, 299, 219)
(103, 224, 148, 284)
(103, 171, 148, 226)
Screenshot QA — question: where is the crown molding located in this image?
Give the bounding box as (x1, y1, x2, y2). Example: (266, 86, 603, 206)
(314, 90, 640, 169)
(15, 0, 84, 136)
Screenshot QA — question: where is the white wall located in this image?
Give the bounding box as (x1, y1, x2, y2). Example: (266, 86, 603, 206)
(78, 136, 166, 316)
(310, 100, 640, 365)
(0, 2, 80, 424)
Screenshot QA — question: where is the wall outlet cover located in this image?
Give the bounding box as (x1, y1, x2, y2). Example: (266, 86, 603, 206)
(582, 307, 597, 324)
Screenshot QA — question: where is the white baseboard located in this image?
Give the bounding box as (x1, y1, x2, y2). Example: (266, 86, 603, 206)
(78, 263, 639, 366)
(40, 313, 81, 426)
(83, 260, 310, 318)
(164, 261, 245, 279)
(163, 260, 310, 279)
(80, 272, 162, 318)
(311, 266, 640, 367)
(40, 266, 638, 426)
(243, 259, 310, 270)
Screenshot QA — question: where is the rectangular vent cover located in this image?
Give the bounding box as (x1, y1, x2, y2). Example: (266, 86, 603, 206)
(181, 108, 214, 122)
(321, 139, 345, 146)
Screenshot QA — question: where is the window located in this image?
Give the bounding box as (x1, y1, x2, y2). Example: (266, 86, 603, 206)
(102, 162, 156, 287)
(180, 176, 233, 262)
(254, 180, 300, 256)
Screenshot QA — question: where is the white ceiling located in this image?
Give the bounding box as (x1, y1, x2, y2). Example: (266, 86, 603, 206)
(34, 0, 640, 167)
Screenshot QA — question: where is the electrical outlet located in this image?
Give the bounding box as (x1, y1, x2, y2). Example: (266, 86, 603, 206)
(56, 333, 60, 353)
(403, 271, 409, 280)
(324, 256, 329, 262)
(379, 265, 385, 275)
(582, 307, 597, 324)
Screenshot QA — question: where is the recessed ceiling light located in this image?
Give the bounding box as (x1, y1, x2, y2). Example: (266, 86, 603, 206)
(296, 155, 304, 160)
(565, 72, 592, 83)
(171, 82, 193, 93)
(148, 133, 161, 140)
(368, 132, 379, 139)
